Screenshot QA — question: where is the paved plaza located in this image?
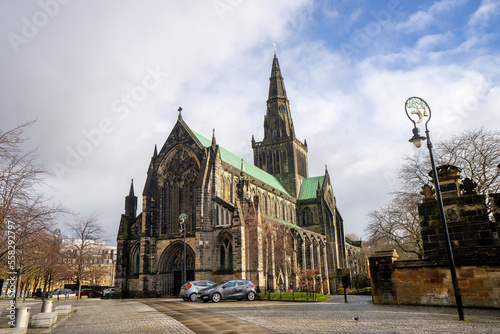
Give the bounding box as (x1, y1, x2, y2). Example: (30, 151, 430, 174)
(1, 296, 499, 333)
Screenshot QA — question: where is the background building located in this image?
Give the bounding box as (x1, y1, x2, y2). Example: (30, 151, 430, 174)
(53, 238, 116, 291)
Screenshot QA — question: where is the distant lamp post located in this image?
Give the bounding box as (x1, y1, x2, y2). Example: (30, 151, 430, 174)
(404, 97, 465, 321)
(179, 213, 187, 283)
(353, 258, 358, 290)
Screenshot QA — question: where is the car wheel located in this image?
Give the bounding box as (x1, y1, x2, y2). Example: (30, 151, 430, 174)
(211, 292, 221, 303)
(189, 293, 198, 302)
(247, 291, 256, 301)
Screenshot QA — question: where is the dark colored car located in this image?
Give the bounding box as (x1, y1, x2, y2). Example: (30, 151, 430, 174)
(179, 280, 215, 301)
(197, 279, 257, 303)
(76, 289, 102, 297)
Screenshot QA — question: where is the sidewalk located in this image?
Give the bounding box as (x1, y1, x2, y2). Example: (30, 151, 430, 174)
(2, 296, 499, 333)
(0, 299, 194, 334)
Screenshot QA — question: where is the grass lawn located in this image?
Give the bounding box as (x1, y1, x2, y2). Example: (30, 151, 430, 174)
(258, 291, 328, 302)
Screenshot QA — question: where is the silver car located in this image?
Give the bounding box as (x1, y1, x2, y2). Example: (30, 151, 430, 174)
(197, 279, 257, 303)
(51, 288, 73, 296)
(103, 287, 115, 298)
(179, 280, 215, 301)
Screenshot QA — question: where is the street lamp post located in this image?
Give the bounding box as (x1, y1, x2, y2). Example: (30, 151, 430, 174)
(353, 258, 358, 290)
(179, 213, 187, 283)
(404, 97, 465, 321)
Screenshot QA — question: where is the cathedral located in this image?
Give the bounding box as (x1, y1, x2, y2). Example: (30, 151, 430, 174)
(115, 53, 348, 297)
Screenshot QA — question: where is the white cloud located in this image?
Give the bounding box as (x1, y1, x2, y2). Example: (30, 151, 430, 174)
(1, 0, 499, 242)
(415, 31, 454, 50)
(468, 0, 500, 28)
(397, 0, 467, 32)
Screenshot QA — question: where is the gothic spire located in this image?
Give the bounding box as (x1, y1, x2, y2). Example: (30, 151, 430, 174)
(240, 158, 246, 174)
(129, 178, 135, 197)
(125, 178, 137, 219)
(263, 52, 295, 141)
(211, 128, 217, 149)
(268, 53, 288, 100)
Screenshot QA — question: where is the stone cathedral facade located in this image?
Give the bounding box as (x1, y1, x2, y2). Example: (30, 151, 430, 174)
(115, 53, 348, 297)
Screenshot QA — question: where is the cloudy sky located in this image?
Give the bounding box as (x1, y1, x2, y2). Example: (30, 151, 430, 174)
(1, 0, 499, 244)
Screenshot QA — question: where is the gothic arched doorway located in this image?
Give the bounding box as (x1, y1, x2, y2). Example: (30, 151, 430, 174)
(157, 241, 195, 296)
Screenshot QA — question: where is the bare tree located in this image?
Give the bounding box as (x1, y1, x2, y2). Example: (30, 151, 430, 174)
(398, 128, 500, 196)
(365, 193, 423, 260)
(65, 213, 104, 298)
(1, 122, 67, 304)
(0, 121, 66, 261)
(242, 199, 295, 292)
(295, 267, 319, 292)
(367, 128, 500, 259)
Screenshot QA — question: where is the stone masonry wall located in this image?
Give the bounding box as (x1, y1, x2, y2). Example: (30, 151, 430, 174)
(369, 253, 500, 308)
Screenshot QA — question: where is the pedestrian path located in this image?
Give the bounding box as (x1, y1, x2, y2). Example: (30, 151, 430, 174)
(145, 299, 275, 333)
(2, 296, 499, 334)
(19, 299, 194, 334)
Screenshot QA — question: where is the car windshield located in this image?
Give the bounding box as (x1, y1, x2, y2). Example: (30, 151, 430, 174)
(211, 280, 229, 288)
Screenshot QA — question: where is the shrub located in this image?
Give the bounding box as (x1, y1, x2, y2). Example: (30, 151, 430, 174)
(348, 287, 372, 295)
(337, 288, 352, 295)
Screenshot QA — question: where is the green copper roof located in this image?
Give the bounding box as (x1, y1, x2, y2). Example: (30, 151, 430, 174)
(192, 130, 291, 196)
(261, 214, 302, 230)
(298, 176, 324, 200)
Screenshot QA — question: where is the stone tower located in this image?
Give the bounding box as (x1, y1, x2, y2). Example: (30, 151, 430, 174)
(252, 52, 308, 197)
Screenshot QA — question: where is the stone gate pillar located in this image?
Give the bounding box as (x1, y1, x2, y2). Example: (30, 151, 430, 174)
(368, 250, 398, 304)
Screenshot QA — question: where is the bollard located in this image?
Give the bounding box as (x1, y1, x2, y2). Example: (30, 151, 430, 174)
(41, 300, 53, 313)
(10, 307, 30, 328)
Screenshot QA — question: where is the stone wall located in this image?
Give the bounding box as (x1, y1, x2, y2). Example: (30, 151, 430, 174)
(369, 253, 500, 308)
(369, 166, 500, 308)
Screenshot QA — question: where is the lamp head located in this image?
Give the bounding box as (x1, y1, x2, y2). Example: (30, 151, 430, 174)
(409, 126, 427, 148)
(405, 97, 431, 148)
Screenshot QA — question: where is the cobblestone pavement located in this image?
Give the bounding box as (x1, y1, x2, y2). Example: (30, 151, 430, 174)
(2, 296, 500, 333)
(0, 299, 194, 334)
(46, 299, 194, 334)
(159, 295, 500, 334)
(145, 299, 275, 333)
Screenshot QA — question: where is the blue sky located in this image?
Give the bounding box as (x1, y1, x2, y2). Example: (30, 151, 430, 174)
(1, 0, 499, 243)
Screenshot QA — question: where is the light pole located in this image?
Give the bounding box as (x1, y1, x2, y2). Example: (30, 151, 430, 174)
(179, 213, 187, 283)
(404, 96, 465, 321)
(353, 258, 358, 290)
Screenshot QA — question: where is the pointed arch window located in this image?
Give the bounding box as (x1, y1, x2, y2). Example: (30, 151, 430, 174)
(135, 253, 140, 274)
(219, 238, 233, 270)
(275, 150, 280, 173)
(179, 187, 184, 213)
(268, 151, 273, 174)
(224, 177, 229, 201)
(302, 207, 313, 226)
(161, 188, 168, 235)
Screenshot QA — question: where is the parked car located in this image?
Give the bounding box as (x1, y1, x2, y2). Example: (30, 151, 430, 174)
(179, 281, 215, 301)
(76, 289, 102, 297)
(51, 288, 73, 296)
(103, 288, 115, 298)
(197, 279, 257, 303)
